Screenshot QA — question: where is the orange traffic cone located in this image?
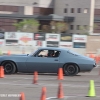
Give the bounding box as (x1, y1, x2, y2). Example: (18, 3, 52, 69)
(89, 53, 95, 59)
(96, 56, 99, 64)
(57, 83, 64, 99)
(33, 71, 38, 84)
(58, 68, 63, 80)
(0, 66, 4, 78)
(20, 92, 25, 100)
(7, 50, 11, 55)
(40, 87, 46, 100)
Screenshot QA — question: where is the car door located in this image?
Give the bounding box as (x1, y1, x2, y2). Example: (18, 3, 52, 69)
(26, 50, 60, 73)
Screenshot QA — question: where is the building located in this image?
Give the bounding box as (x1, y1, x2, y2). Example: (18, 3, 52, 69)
(54, 0, 95, 35)
(0, 0, 99, 34)
(0, 0, 54, 32)
(94, 0, 100, 34)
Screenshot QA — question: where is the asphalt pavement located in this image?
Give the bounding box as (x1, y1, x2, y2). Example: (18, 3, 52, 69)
(0, 67, 100, 100)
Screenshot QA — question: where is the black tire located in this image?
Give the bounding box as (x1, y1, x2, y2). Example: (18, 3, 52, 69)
(63, 64, 79, 76)
(2, 61, 16, 74)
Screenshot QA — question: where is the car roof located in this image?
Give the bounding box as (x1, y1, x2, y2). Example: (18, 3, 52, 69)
(38, 47, 69, 51)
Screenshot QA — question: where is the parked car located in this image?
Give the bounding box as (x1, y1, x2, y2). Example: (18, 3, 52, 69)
(0, 47, 96, 76)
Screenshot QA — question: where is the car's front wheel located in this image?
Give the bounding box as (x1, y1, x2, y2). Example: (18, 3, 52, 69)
(63, 64, 79, 76)
(1, 61, 16, 74)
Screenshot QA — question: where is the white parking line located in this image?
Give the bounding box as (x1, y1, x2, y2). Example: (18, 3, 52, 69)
(46, 97, 69, 100)
(44, 84, 89, 87)
(0, 82, 44, 86)
(46, 96, 73, 100)
(12, 80, 24, 82)
(46, 95, 100, 100)
(0, 82, 76, 87)
(0, 82, 73, 87)
(44, 84, 71, 87)
(0, 82, 100, 88)
(46, 97, 57, 100)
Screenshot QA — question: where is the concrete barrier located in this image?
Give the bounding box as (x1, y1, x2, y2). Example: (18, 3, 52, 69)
(0, 46, 86, 55)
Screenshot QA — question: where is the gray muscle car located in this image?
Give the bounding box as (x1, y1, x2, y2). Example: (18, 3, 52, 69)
(0, 47, 96, 76)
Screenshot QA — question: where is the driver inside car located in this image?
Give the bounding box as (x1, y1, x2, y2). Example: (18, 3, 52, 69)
(47, 50, 55, 57)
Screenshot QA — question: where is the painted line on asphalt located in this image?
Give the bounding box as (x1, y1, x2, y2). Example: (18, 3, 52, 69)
(46, 97, 57, 100)
(46, 95, 100, 100)
(0, 82, 79, 87)
(0, 82, 100, 89)
(63, 95, 100, 97)
(38, 83, 89, 87)
(0, 82, 64, 87)
(0, 82, 90, 87)
(0, 82, 44, 86)
(46, 96, 70, 100)
(46, 96, 74, 100)
(45, 84, 69, 86)
(44, 84, 100, 88)
(12, 80, 24, 82)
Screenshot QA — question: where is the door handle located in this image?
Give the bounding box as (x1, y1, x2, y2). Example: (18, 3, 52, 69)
(54, 59, 58, 61)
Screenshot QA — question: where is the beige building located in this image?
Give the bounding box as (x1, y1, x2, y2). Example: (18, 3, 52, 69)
(54, 0, 95, 35)
(0, 0, 99, 34)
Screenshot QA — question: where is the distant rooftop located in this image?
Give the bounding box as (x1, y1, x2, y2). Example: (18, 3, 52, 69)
(0, 14, 74, 22)
(0, 0, 54, 8)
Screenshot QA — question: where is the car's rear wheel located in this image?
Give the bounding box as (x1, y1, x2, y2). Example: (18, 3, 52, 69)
(1, 61, 16, 74)
(63, 64, 79, 76)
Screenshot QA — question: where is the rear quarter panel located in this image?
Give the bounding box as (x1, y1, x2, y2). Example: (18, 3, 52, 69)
(59, 51, 95, 72)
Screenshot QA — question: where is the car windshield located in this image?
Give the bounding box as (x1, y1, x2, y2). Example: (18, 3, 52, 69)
(29, 49, 38, 56)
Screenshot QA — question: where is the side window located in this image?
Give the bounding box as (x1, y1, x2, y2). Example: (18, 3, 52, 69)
(35, 49, 61, 58)
(47, 50, 60, 58)
(37, 50, 48, 57)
